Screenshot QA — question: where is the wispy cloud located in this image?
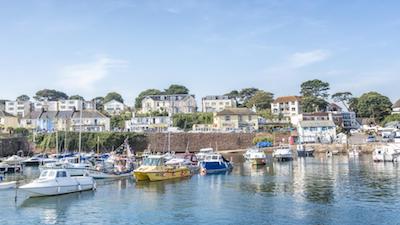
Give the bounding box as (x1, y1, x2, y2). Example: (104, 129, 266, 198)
(59, 55, 127, 92)
(289, 49, 330, 68)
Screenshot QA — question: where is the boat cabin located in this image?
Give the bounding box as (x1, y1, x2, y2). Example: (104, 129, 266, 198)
(142, 156, 165, 166)
(39, 169, 70, 180)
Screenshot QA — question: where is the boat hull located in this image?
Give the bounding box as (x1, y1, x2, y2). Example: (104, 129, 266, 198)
(88, 170, 132, 179)
(200, 161, 233, 174)
(246, 158, 266, 165)
(134, 168, 191, 182)
(19, 178, 95, 197)
(297, 150, 314, 157)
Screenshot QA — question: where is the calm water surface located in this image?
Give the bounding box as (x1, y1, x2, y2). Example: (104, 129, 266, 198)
(1, 154, 400, 225)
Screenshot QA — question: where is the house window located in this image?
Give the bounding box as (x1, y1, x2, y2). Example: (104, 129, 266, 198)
(248, 116, 252, 120)
(310, 127, 317, 131)
(239, 115, 243, 122)
(225, 116, 231, 121)
(322, 127, 327, 131)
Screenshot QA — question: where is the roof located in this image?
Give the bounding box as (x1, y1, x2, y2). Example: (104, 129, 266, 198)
(40, 111, 58, 120)
(299, 120, 335, 127)
(202, 95, 234, 100)
(273, 96, 302, 104)
(72, 110, 108, 119)
(216, 108, 256, 116)
(393, 99, 400, 108)
(23, 111, 43, 119)
(144, 94, 195, 101)
(57, 111, 74, 119)
(0, 110, 15, 117)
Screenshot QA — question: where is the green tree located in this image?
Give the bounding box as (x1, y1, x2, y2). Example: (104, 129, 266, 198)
(225, 88, 259, 106)
(69, 95, 85, 101)
(34, 89, 68, 101)
(224, 90, 240, 98)
(16, 94, 30, 101)
(356, 92, 392, 122)
(245, 90, 274, 110)
(164, 84, 189, 95)
(135, 89, 163, 109)
(331, 92, 352, 110)
(92, 97, 105, 111)
(257, 109, 275, 121)
(300, 79, 330, 112)
(382, 114, 400, 125)
(349, 97, 359, 114)
(104, 92, 124, 104)
(300, 79, 330, 98)
(172, 113, 213, 130)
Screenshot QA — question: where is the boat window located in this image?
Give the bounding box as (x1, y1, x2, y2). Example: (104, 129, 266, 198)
(40, 171, 49, 178)
(143, 158, 163, 166)
(57, 171, 67, 178)
(212, 156, 219, 160)
(48, 171, 56, 178)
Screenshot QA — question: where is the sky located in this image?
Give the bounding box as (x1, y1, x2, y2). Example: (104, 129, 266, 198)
(1, 0, 399, 106)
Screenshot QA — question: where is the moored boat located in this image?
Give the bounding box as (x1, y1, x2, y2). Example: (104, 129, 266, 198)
(196, 148, 214, 161)
(296, 145, 314, 157)
(199, 153, 233, 174)
(272, 146, 293, 161)
(0, 174, 16, 190)
(243, 148, 267, 165)
(19, 169, 96, 197)
(133, 155, 191, 182)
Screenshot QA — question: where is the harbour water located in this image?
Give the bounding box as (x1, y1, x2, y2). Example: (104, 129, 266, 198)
(1, 154, 400, 225)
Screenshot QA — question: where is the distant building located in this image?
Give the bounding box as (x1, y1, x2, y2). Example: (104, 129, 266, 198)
(71, 110, 110, 132)
(125, 114, 171, 132)
(326, 103, 342, 113)
(34, 101, 58, 111)
(104, 100, 127, 115)
(297, 120, 336, 143)
(393, 99, 400, 114)
(0, 110, 19, 132)
(201, 95, 237, 112)
(341, 112, 360, 130)
(0, 100, 6, 111)
(21, 110, 109, 132)
(213, 108, 258, 132)
(271, 96, 302, 122)
(141, 94, 197, 115)
(5, 101, 31, 117)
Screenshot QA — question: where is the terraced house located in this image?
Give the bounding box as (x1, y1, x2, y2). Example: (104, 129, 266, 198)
(141, 94, 197, 115)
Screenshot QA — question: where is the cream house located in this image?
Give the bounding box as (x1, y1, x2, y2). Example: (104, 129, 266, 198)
(0, 110, 19, 132)
(202, 95, 237, 112)
(297, 120, 336, 144)
(104, 100, 127, 115)
(141, 94, 197, 115)
(71, 110, 110, 132)
(213, 108, 258, 132)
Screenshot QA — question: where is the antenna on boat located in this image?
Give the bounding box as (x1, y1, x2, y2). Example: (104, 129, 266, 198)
(78, 106, 83, 163)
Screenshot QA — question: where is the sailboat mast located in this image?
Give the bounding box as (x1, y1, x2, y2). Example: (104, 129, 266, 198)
(78, 106, 83, 163)
(55, 130, 58, 155)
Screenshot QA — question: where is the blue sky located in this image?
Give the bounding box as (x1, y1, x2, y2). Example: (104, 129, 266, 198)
(1, 0, 399, 105)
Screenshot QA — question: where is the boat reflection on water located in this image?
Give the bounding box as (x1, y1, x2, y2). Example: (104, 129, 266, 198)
(19, 191, 95, 224)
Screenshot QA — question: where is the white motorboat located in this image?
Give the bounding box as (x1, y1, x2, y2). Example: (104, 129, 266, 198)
(243, 148, 267, 165)
(19, 169, 96, 197)
(196, 148, 215, 161)
(373, 145, 400, 162)
(40, 161, 93, 176)
(272, 146, 293, 161)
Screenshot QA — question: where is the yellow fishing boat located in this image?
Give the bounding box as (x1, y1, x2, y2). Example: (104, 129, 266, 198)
(133, 155, 191, 182)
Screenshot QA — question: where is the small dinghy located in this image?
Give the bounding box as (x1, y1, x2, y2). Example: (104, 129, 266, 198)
(19, 169, 96, 197)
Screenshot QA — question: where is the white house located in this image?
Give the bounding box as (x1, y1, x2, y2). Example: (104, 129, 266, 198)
(271, 96, 302, 122)
(141, 94, 197, 115)
(104, 100, 127, 115)
(393, 99, 400, 114)
(5, 101, 31, 117)
(202, 95, 237, 113)
(34, 101, 58, 111)
(297, 120, 337, 144)
(125, 115, 171, 132)
(71, 110, 110, 132)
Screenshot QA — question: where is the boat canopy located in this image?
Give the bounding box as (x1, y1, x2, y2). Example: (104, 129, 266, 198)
(143, 156, 164, 166)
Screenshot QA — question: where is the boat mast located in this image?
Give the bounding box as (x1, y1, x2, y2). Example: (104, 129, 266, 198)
(168, 131, 171, 153)
(55, 130, 58, 155)
(78, 104, 83, 163)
